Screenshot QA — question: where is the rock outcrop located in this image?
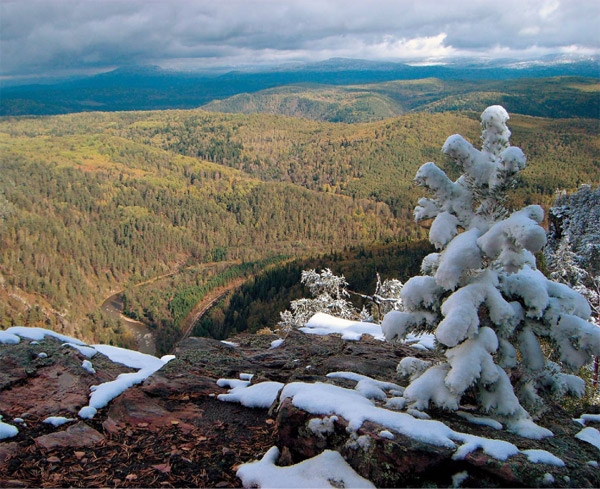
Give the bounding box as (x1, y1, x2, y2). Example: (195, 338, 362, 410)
(1, 330, 599, 487)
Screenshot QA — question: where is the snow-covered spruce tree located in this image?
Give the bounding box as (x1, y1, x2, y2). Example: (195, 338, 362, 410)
(382, 106, 600, 438)
(545, 235, 600, 392)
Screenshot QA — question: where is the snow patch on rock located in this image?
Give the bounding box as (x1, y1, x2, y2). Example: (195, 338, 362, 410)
(576, 427, 600, 451)
(6, 326, 86, 345)
(43, 416, 76, 427)
(308, 416, 338, 437)
(301, 313, 384, 341)
(0, 330, 20, 344)
(81, 360, 95, 374)
(218, 381, 284, 409)
(237, 446, 375, 488)
(0, 419, 18, 440)
(521, 449, 565, 466)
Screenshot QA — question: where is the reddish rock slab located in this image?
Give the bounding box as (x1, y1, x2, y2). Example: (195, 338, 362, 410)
(0, 442, 19, 468)
(0, 358, 28, 391)
(0, 336, 132, 418)
(141, 371, 219, 397)
(103, 389, 200, 434)
(1, 366, 92, 417)
(464, 451, 521, 486)
(275, 398, 520, 488)
(34, 422, 104, 449)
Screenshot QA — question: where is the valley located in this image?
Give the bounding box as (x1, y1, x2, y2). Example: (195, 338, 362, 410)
(0, 105, 598, 351)
(101, 291, 155, 354)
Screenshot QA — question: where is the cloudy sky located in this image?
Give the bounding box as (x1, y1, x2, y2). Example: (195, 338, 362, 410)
(1, 0, 599, 78)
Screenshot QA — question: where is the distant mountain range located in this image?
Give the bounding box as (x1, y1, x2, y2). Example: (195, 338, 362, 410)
(1, 56, 598, 116)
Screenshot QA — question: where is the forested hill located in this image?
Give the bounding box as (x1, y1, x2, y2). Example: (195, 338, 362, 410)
(1, 57, 598, 116)
(114, 109, 599, 214)
(0, 109, 598, 346)
(203, 77, 600, 123)
(0, 123, 402, 344)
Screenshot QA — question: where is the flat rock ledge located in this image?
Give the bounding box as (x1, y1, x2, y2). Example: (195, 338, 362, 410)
(1, 330, 599, 487)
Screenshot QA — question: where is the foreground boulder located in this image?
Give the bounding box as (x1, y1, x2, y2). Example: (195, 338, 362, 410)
(1, 330, 599, 487)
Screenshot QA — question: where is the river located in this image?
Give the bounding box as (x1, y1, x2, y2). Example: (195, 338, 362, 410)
(99, 260, 248, 355)
(101, 292, 157, 355)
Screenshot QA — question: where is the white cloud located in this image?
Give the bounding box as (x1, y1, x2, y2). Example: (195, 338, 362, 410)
(559, 44, 599, 56)
(376, 33, 455, 59)
(519, 26, 541, 36)
(539, 0, 560, 19)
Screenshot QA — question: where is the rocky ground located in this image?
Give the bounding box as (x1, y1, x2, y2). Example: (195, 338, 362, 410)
(1, 330, 599, 488)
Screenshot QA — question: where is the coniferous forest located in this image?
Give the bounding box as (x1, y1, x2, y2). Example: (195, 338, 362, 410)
(0, 106, 598, 348)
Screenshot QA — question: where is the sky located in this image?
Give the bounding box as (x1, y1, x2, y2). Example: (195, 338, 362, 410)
(1, 0, 599, 78)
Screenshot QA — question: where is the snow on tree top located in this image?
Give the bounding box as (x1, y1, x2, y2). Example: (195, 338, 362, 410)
(383, 105, 600, 437)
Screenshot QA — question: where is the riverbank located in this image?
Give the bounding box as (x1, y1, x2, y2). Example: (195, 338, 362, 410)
(101, 292, 157, 355)
(100, 257, 288, 355)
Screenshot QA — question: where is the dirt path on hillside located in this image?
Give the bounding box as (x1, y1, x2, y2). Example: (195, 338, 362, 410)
(178, 257, 295, 346)
(100, 260, 240, 306)
(100, 261, 240, 354)
(178, 276, 251, 344)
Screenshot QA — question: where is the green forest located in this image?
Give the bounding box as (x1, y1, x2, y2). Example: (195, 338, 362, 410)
(0, 107, 598, 347)
(2, 61, 598, 118)
(203, 76, 600, 122)
(122, 256, 287, 354)
(193, 240, 432, 341)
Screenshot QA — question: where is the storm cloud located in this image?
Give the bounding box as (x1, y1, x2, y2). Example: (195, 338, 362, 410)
(1, 0, 598, 77)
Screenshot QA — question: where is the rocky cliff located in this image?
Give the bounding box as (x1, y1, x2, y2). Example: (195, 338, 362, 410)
(1, 328, 599, 488)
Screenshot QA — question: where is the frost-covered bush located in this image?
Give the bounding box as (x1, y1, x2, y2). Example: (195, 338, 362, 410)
(278, 269, 358, 332)
(547, 184, 600, 278)
(278, 269, 403, 332)
(370, 274, 404, 317)
(546, 236, 589, 287)
(347, 273, 404, 321)
(382, 106, 600, 438)
(545, 184, 600, 324)
(545, 187, 600, 393)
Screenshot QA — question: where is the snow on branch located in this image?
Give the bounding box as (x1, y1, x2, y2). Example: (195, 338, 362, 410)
(277, 268, 358, 332)
(383, 106, 600, 437)
(279, 269, 405, 332)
